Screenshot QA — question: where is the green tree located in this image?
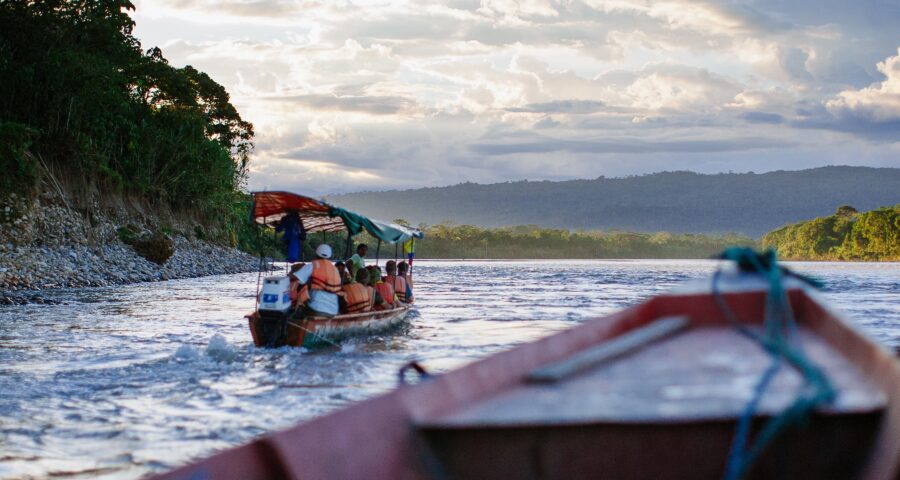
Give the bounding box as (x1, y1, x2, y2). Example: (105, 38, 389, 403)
(762, 205, 899, 261)
(0, 0, 254, 233)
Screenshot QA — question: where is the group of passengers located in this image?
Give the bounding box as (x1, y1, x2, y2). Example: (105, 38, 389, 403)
(287, 243, 414, 318)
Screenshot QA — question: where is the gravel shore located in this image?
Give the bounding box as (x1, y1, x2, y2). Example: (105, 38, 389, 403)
(0, 238, 259, 305)
(0, 191, 261, 305)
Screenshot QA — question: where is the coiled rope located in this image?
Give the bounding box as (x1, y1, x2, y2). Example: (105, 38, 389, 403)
(713, 247, 835, 480)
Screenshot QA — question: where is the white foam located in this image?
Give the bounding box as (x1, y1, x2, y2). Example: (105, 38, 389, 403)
(174, 344, 200, 361)
(206, 334, 236, 362)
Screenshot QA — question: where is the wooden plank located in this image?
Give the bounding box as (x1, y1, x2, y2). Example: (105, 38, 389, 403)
(526, 315, 690, 383)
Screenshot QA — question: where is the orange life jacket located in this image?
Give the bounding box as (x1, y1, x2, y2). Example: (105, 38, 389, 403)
(342, 282, 373, 313)
(309, 259, 342, 294)
(385, 275, 408, 302)
(374, 281, 395, 306)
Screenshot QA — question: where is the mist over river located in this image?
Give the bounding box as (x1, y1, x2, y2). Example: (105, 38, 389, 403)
(1, 260, 897, 479)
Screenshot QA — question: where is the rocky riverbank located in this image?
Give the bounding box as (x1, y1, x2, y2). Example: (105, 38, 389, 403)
(1, 190, 261, 305)
(0, 239, 259, 305)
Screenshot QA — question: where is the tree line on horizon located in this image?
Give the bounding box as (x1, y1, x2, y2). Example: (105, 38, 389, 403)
(414, 224, 756, 259)
(329, 167, 900, 237)
(255, 205, 898, 262)
(255, 222, 757, 261)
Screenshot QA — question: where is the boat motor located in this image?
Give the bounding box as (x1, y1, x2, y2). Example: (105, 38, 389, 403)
(258, 276, 292, 347)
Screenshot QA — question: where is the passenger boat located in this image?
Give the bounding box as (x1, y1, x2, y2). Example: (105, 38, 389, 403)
(247, 191, 422, 348)
(157, 250, 900, 480)
(247, 304, 413, 348)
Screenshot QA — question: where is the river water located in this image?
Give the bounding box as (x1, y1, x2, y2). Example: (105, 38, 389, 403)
(1, 260, 897, 479)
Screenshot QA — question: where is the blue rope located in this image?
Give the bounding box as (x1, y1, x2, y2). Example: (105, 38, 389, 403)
(715, 247, 836, 480)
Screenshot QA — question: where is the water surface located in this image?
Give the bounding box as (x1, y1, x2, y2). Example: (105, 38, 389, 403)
(0, 260, 897, 479)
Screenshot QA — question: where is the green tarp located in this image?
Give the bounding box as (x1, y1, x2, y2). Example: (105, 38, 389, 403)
(328, 206, 424, 245)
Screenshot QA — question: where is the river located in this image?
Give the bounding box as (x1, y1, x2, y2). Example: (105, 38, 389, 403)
(1, 260, 897, 479)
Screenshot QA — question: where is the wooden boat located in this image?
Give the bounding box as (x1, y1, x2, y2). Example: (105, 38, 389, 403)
(156, 266, 900, 480)
(247, 191, 423, 349)
(247, 304, 412, 348)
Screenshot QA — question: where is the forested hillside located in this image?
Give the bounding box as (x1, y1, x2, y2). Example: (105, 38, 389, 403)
(761, 205, 900, 261)
(0, 1, 252, 234)
(329, 167, 900, 237)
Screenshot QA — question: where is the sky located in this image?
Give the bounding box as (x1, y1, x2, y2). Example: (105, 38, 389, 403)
(131, 0, 900, 194)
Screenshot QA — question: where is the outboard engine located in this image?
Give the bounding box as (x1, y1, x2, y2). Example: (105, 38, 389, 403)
(257, 276, 292, 347)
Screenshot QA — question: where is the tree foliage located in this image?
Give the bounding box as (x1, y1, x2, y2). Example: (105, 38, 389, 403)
(0, 0, 253, 218)
(412, 223, 755, 259)
(761, 205, 900, 261)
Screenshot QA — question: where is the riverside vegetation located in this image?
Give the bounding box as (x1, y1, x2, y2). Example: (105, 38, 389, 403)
(762, 205, 900, 261)
(0, 1, 253, 221)
(413, 224, 755, 259)
(0, 1, 259, 302)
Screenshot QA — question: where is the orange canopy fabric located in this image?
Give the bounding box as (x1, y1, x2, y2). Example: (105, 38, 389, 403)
(251, 191, 345, 232)
(252, 191, 424, 242)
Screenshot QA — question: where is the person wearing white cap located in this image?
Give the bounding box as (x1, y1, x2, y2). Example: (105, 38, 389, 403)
(293, 244, 342, 316)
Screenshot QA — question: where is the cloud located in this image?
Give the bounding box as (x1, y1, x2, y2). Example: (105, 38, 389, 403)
(791, 48, 900, 138)
(739, 111, 784, 124)
(469, 136, 789, 155)
(505, 100, 608, 114)
(129, 0, 900, 194)
(826, 48, 900, 123)
(267, 94, 420, 115)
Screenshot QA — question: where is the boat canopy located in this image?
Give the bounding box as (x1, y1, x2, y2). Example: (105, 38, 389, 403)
(251, 191, 424, 245)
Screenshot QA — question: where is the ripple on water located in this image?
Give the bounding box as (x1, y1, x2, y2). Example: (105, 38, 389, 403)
(0, 260, 898, 479)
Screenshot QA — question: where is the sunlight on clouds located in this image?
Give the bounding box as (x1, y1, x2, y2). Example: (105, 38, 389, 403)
(129, 0, 900, 193)
(251, 156, 383, 194)
(827, 48, 900, 122)
(478, 0, 560, 19)
(307, 119, 338, 145)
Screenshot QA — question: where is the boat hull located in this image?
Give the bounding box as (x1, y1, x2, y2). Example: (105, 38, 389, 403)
(247, 305, 412, 348)
(159, 284, 900, 480)
(421, 411, 883, 479)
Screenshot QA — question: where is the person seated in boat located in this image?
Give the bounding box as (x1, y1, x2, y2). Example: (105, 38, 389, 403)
(287, 262, 306, 305)
(341, 268, 375, 313)
(358, 267, 390, 310)
(397, 261, 414, 303)
(293, 244, 342, 317)
(384, 261, 410, 304)
(347, 243, 368, 278)
(369, 266, 396, 310)
(334, 261, 352, 285)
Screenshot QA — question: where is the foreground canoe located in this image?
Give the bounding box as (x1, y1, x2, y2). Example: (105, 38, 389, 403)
(247, 304, 412, 348)
(158, 273, 900, 479)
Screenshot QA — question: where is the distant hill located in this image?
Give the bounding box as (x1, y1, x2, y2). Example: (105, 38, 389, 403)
(328, 167, 900, 237)
(762, 205, 899, 261)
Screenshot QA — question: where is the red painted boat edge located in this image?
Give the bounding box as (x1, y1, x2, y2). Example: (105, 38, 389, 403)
(153, 288, 900, 480)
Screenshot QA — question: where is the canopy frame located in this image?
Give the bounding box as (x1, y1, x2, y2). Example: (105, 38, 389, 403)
(250, 191, 424, 246)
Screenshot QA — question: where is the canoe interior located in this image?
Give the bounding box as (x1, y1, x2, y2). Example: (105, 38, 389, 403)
(418, 325, 886, 479)
(424, 326, 885, 427)
(422, 413, 883, 480)
(157, 287, 900, 480)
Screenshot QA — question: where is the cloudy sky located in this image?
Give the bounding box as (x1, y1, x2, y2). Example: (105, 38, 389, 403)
(132, 0, 900, 194)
